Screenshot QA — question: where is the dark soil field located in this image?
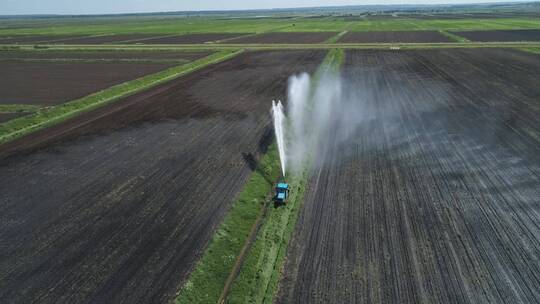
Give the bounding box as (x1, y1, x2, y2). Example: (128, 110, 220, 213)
(0, 50, 212, 61)
(452, 29, 540, 42)
(0, 62, 174, 105)
(224, 32, 338, 44)
(338, 31, 452, 43)
(0, 35, 86, 44)
(277, 48, 540, 303)
(132, 33, 248, 44)
(0, 50, 325, 304)
(52, 34, 158, 44)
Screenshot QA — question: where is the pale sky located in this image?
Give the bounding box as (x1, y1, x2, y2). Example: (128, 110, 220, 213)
(0, 0, 533, 15)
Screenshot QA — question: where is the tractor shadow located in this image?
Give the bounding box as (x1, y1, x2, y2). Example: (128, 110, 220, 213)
(241, 152, 274, 186)
(242, 151, 287, 209)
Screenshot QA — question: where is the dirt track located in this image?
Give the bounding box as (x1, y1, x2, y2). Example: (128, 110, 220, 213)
(225, 32, 338, 44)
(0, 50, 325, 304)
(452, 29, 540, 41)
(0, 61, 173, 105)
(339, 31, 452, 43)
(276, 48, 540, 303)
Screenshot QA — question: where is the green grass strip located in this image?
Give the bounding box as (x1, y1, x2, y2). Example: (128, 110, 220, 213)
(175, 143, 282, 304)
(0, 104, 41, 113)
(225, 49, 344, 304)
(0, 49, 242, 144)
(225, 172, 307, 304)
(439, 30, 470, 42)
(325, 30, 348, 44)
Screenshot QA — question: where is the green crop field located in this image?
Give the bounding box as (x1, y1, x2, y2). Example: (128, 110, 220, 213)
(0, 16, 539, 36)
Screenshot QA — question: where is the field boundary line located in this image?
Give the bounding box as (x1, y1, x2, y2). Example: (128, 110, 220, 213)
(439, 30, 471, 42)
(217, 195, 272, 304)
(325, 30, 348, 43)
(0, 49, 243, 145)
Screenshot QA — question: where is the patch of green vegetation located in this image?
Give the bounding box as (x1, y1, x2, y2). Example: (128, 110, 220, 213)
(518, 47, 540, 54)
(175, 143, 282, 304)
(0, 104, 41, 113)
(320, 48, 345, 74)
(225, 49, 344, 304)
(278, 17, 354, 32)
(325, 31, 348, 44)
(439, 30, 470, 42)
(0, 49, 242, 144)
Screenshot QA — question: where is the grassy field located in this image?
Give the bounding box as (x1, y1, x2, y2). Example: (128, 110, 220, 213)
(0, 49, 241, 144)
(0, 16, 539, 36)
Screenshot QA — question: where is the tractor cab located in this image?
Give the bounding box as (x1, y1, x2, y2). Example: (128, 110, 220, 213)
(274, 182, 290, 205)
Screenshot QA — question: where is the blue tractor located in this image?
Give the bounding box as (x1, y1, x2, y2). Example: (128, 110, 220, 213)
(274, 182, 290, 205)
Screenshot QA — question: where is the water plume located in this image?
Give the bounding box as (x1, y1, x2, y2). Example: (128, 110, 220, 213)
(272, 68, 362, 175)
(272, 100, 287, 176)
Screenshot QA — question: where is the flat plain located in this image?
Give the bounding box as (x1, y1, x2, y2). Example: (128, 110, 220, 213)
(0, 7, 540, 304)
(276, 48, 540, 304)
(0, 50, 325, 304)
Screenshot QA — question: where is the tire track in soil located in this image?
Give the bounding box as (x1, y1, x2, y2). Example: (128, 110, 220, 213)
(0, 50, 325, 304)
(275, 48, 540, 304)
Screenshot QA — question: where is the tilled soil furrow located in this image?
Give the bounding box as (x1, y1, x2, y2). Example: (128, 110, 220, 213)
(276, 49, 540, 304)
(0, 50, 326, 304)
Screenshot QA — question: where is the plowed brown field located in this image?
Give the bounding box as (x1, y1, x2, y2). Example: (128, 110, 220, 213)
(132, 33, 248, 44)
(0, 62, 174, 105)
(224, 32, 338, 44)
(338, 31, 452, 43)
(452, 29, 540, 42)
(0, 50, 325, 304)
(277, 48, 540, 304)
